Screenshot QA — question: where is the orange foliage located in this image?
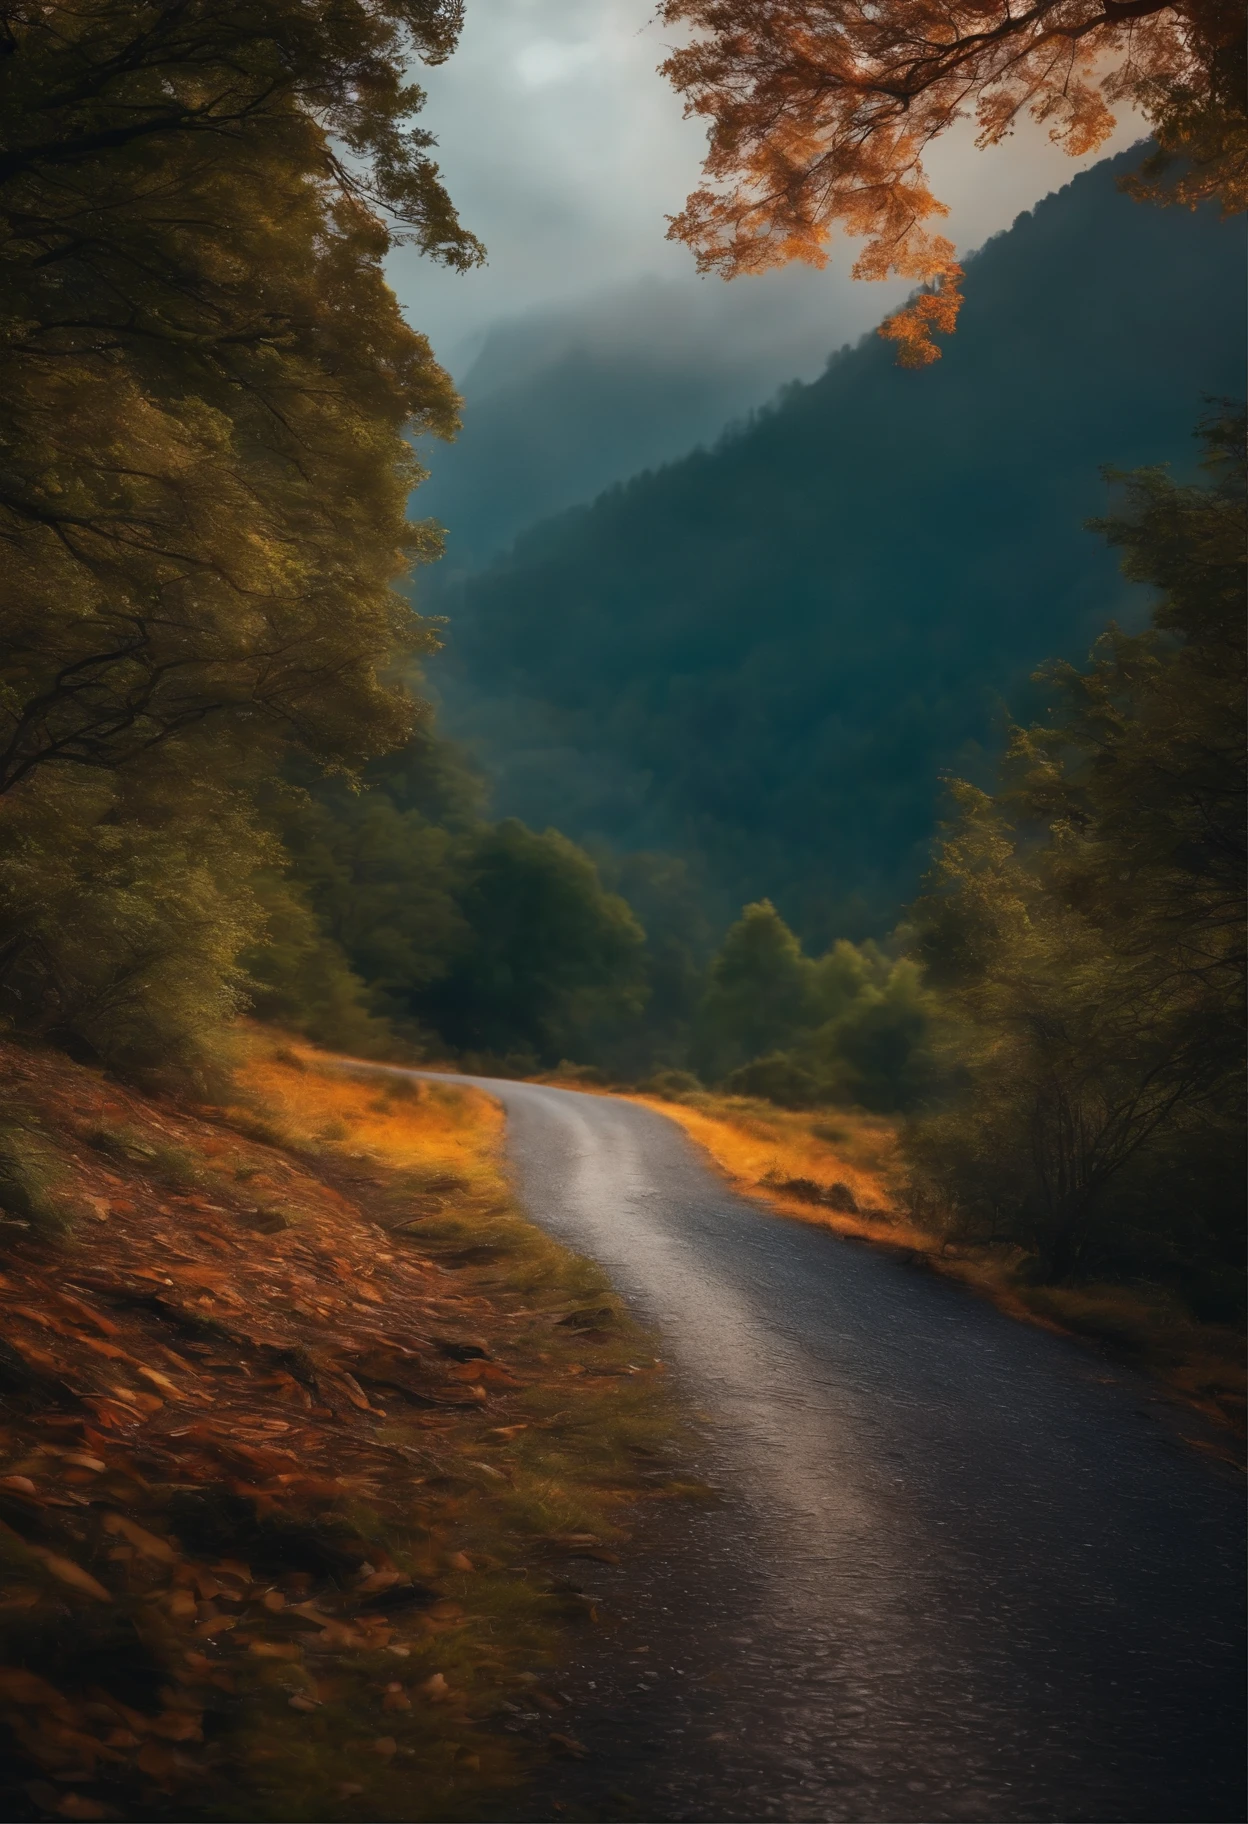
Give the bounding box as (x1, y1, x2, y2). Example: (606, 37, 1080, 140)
(661, 0, 1246, 362)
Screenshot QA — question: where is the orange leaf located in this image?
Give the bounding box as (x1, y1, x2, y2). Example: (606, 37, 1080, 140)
(102, 1513, 176, 1562)
(0, 1667, 66, 1707)
(31, 1551, 112, 1602)
(57, 1795, 110, 1820)
(146, 1710, 202, 1742)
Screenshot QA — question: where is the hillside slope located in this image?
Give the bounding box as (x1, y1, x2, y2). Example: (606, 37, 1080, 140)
(0, 1042, 675, 1820)
(429, 152, 1245, 942)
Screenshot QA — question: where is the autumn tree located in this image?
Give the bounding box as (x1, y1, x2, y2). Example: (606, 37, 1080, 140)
(661, 0, 1246, 361)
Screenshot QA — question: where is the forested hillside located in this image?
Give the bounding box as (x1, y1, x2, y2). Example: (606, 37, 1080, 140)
(429, 150, 1244, 945)
(414, 274, 888, 567)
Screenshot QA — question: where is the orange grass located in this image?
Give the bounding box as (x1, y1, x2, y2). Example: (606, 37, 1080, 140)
(237, 1043, 504, 1183)
(628, 1093, 927, 1248)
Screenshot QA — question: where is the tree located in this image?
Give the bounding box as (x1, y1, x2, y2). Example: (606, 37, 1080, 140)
(0, 0, 478, 793)
(0, 0, 479, 1075)
(661, 0, 1246, 362)
(907, 412, 1245, 1288)
(697, 899, 817, 1074)
(419, 822, 648, 1064)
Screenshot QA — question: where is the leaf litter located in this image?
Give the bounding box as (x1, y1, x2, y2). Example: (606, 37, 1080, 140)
(0, 1039, 685, 1820)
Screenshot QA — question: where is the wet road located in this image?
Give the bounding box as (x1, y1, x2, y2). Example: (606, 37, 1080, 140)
(402, 1073, 1245, 1821)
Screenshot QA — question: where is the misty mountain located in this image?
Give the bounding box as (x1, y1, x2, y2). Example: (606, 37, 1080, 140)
(414, 272, 897, 566)
(425, 151, 1245, 944)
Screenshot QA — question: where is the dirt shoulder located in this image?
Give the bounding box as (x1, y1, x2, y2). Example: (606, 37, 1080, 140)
(0, 1038, 682, 1822)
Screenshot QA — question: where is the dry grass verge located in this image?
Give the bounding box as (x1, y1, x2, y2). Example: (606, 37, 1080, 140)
(0, 1036, 683, 1823)
(629, 1088, 1245, 1448)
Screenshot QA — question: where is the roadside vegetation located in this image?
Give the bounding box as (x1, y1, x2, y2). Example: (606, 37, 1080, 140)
(0, 1035, 681, 1822)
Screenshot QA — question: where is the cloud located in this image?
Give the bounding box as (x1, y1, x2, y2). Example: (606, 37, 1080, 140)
(389, 0, 1146, 380)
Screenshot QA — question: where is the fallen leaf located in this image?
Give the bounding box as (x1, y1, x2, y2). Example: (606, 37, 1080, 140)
(78, 1338, 133, 1364)
(146, 1709, 202, 1743)
(134, 1741, 181, 1780)
(446, 1552, 474, 1572)
(31, 1551, 112, 1602)
(419, 1673, 449, 1702)
(372, 1736, 397, 1756)
(0, 1476, 38, 1495)
(0, 1667, 67, 1707)
(57, 1792, 110, 1819)
(193, 1615, 236, 1637)
(53, 1293, 118, 1335)
(548, 1732, 590, 1759)
(102, 1513, 176, 1562)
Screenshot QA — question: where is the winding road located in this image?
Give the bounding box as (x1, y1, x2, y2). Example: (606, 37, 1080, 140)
(380, 1070, 1245, 1821)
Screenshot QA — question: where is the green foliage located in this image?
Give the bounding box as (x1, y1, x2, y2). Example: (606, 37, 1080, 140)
(639, 1068, 704, 1101)
(696, 900, 817, 1075)
(0, 1116, 78, 1239)
(724, 1054, 823, 1109)
(806, 958, 936, 1113)
(0, 0, 470, 794)
(242, 873, 396, 1058)
(592, 852, 716, 1077)
(249, 739, 651, 1069)
(906, 413, 1246, 1296)
(0, 761, 267, 1090)
(696, 901, 936, 1109)
(423, 821, 647, 1064)
(0, 0, 473, 1079)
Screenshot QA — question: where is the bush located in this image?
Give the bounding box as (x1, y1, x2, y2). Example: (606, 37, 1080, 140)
(724, 1054, 823, 1109)
(638, 1068, 703, 1101)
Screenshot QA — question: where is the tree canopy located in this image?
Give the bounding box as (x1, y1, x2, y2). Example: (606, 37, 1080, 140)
(661, 0, 1246, 361)
(0, 0, 477, 1079)
(0, 0, 478, 795)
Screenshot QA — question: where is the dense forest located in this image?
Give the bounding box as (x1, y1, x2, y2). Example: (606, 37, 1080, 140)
(428, 151, 1244, 946)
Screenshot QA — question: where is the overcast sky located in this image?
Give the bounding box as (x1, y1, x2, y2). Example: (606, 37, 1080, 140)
(389, 0, 1144, 385)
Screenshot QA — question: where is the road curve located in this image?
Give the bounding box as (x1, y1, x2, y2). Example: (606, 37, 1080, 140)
(363, 1069, 1245, 1821)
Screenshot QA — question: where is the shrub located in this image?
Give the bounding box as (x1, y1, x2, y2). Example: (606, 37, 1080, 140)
(724, 1053, 823, 1109)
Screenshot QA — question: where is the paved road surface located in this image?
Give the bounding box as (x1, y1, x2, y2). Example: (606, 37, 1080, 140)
(366, 1070, 1246, 1821)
